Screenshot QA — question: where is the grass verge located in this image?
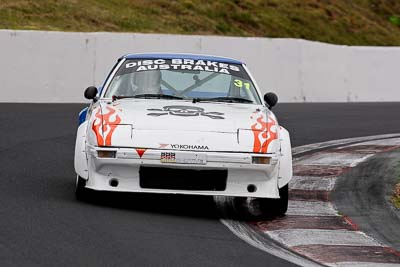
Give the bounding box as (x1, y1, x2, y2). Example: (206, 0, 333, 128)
(1, 0, 400, 46)
(392, 183, 400, 209)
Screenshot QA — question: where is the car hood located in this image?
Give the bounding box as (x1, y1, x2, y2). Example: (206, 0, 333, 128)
(102, 99, 265, 132)
(91, 99, 279, 153)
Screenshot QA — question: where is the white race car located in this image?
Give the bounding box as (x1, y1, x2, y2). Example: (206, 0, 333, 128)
(74, 53, 292, 215)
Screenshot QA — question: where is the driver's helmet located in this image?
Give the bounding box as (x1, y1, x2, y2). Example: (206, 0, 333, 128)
(132, 70, 162, 94)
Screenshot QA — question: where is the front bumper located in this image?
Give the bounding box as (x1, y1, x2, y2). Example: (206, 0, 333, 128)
(84, 145, 281, 198)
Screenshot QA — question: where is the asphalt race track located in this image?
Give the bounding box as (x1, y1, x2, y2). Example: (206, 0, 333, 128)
(1, 102, 400, 267)
(333, 149, 400, 250)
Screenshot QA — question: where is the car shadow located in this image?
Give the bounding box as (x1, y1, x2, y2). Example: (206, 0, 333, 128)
(78, 189, 281, 222)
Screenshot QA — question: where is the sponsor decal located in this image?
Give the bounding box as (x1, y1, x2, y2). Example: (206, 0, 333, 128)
(160, 152, 176, 163)
(135, 148, 147, 158)
(147, 105, 224, 119)
(92, 107, 121, 146)
(125, 59, 240, 75)
(159, 143, 209, 150)
(250, 112, 278, 153)
(171, 144, 209, 150)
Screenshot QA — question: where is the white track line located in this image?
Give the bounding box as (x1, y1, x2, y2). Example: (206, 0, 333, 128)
(266, 229, 381, 247)
(346, 137, 400, 147)
(219, 219, 322, 267)
(328, 262, 400, 267)
(215, 196, 322, 267)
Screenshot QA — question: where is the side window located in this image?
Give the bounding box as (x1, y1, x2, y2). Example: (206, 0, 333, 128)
(107, 73, 135, 96)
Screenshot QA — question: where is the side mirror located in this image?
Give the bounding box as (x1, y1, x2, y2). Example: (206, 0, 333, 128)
(84, 86, 98, 100)
(264, 92, 278, 109)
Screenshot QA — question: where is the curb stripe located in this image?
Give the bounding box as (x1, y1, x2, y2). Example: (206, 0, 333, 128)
(290, 176, 337, 191)
(266, 229, 381, 247)
(291, 134, 400, 155)
(218, 135, 400, 267)
(292, 245, 400, 264)
(332, 144, 400, 154)
(342, 216, 359, 231)
(287, 200, 338, 216)
(289, 189, 331, 201)
(293, 165, 350, 177)
(386, 247, 400, 258)
(253, 215, 354, 231)
(297, 152, 373, 167)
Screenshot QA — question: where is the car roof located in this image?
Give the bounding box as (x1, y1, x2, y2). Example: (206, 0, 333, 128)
(121, 53, 244, 65)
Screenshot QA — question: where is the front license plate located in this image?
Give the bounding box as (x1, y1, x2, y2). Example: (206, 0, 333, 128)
(160, 152, 207, 165)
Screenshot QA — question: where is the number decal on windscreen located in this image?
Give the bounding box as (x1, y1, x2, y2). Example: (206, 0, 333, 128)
(234, 79, 251, 90)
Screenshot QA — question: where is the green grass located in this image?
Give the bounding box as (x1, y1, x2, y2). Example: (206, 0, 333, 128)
(392, 161, 400, 209)
(1, 0, 400, 46)
(393, 196, 400, 209)
(392, 182, 400, 209)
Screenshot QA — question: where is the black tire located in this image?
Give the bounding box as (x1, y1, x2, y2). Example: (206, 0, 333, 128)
(75, 176, 88, 200)
(258, 184, 289, 217)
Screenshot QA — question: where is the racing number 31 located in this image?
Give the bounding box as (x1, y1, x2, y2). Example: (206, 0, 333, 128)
(234, 79, 250, 90)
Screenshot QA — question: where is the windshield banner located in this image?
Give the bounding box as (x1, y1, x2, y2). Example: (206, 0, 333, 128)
(116, 59, 250, 79)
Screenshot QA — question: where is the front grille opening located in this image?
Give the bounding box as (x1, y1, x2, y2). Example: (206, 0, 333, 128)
(139, 166, 227, 191)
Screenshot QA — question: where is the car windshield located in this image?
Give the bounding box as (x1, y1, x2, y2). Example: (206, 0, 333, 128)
(104, 58, 261, 104)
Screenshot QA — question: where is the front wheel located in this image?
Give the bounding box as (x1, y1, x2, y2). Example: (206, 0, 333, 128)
(75, 175, 88, 200)
(258, 184, 289, 217)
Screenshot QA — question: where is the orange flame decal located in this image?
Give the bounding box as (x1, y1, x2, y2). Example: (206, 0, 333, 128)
(92, 107, 121, 146)
(251, 112, 278, 153)
(92, 108, 104, 146)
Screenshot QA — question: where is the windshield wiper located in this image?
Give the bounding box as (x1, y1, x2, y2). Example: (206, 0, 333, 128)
(112, 94, 184, 101)
(193, 97, 253, 103)
(133, 94, 184, 99)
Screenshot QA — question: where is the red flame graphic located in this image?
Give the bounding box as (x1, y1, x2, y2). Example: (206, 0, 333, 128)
(92, 107, 121, 146)
(251, 112, 278, 153)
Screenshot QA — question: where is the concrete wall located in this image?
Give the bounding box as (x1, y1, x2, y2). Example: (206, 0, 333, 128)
(0, 30, 399, 103)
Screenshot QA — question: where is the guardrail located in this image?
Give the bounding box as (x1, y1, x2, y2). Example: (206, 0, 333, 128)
(1, 30, 399, 103)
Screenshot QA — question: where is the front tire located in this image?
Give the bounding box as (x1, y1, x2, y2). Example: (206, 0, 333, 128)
(75, 175, 87, 200)
(258, 184, 289, 217)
